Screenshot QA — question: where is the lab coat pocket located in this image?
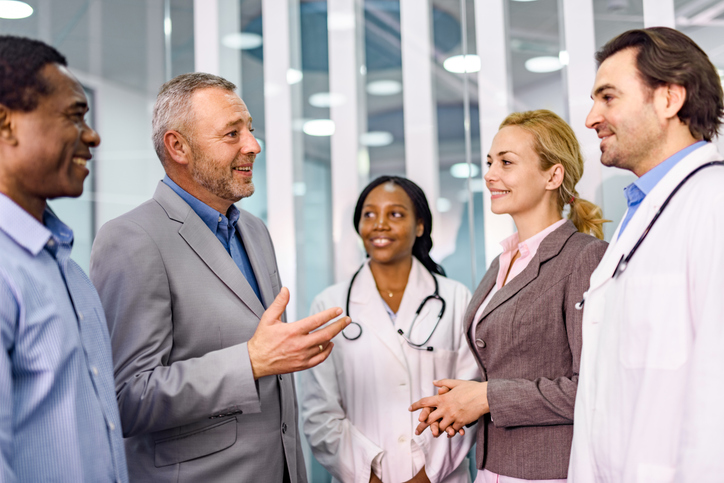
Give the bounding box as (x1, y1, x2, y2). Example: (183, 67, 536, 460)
(432, 349, 458, 382)
(619, 274, 690, 370)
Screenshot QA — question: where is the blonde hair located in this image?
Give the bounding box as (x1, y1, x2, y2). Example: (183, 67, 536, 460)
(500, 109, 608, 239)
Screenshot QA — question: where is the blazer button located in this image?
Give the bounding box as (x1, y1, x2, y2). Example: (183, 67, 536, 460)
(475, 339, 486, 348)
(282, 423, 287, 434)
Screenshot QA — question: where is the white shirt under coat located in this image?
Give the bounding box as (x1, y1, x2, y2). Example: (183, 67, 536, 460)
(568, 142, 724, 482)
(299, 258, 479, 483)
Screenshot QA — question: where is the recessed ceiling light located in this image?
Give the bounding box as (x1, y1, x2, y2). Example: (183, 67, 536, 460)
(436, 198, 452, 213)
(303, 119, 335, 136)
(309, 92, 346, 108)
(525, 56, 564, 73)
(360, 131, 394, 147)
(511, 0, 538, 2)
(0, 1, 32, 19)
(221, 32, 262, 50)
(450, 162, 480, 179)
(366, 80, 402, 96)
(443, 55, 481, 74)
(286, 68, 303, 85)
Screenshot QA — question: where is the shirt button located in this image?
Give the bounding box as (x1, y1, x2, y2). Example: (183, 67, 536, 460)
(281, 423, 287, 433)
(78, 313, 84, 321)
(47, 239, 55, 247)
(475, 339, 486, 348)
(91, 366, 99, 376)
(278, 375, 282, 381)
(108, 422, 116, 431)
(398, 436, 406, 443)
(218, 216, 222, 222)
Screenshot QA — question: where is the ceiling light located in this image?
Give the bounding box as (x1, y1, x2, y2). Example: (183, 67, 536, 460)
(436, 198, 452, 213)
(558, 50, 569, 66)
(0, 1, 32, 19)
(309, 92, 346, 108)
(366, 80, 402, 96)
(287, 68, 303, 85)
(443, 55, 481, 74)
(511, 0, 538, 2)
(303, 119, 335, 137)
(360, 131, 394, 147)
(525, 56, 564, 73)
(450, 163, 480, 179)
(221, 32, 262, 50)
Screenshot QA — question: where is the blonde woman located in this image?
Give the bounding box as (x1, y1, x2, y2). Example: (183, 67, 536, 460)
(410, 110, 608, 482)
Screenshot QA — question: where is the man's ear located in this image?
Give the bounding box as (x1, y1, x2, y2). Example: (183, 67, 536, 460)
(658, 83, 687, 121)
(163, 130, 192, 166)
(0, 105, 18, 146)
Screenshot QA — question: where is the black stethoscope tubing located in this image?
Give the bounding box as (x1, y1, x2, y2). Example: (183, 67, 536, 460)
(342, 262, 446, 351)
(576, 160, 724, 310)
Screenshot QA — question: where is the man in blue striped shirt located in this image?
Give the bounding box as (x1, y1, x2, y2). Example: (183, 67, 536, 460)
(0, 36, 128, 482)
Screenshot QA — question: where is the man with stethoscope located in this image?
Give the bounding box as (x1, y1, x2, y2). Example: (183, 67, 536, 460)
(298, 177, 478, 483)
(569, 28, 724, 482)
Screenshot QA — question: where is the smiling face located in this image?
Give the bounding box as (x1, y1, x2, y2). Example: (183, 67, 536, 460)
(358, 182, 424, 267)
(0, 63, 100, 219)
(485, 125, 558, 220)
(184, 87, 260, 210)
(586, 48, 665, 175)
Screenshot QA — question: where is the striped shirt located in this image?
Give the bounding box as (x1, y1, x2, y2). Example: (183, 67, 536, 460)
(0, 194, 128, 483)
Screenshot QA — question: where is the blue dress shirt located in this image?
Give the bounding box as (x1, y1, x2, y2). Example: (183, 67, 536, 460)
(618, 141, 706, 238)
(162, 176, 263, 304)
(0, 194, 128, 483)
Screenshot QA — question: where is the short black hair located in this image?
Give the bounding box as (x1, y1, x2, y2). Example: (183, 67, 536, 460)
(0, 35, 67, 112)
(353, 176, 446, 276)
(596, 28, 723, 142)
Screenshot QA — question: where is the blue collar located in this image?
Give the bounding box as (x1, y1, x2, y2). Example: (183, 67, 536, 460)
(0, 193, 73, 256)
(635, 140, 706, 196)
(162, 175, 240, 234)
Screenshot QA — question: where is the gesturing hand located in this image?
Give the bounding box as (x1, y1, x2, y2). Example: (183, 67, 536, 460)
(409, 379, 489, 437)
(247, 287, 350, 379)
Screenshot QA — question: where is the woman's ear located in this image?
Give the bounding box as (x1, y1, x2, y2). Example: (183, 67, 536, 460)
(416, 219, 424, 238)
(546, 164, 564, 191)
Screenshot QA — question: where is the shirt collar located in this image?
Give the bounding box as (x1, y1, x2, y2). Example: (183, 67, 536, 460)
(0, 193, 74, 256)
(499, 218, 566, 259)
(634, 140, 706, 196)
(162, 175, 240, 234)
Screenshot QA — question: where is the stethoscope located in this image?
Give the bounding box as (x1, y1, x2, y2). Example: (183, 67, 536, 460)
(576, 160, 723, 310)
(342, 263, 446, 351)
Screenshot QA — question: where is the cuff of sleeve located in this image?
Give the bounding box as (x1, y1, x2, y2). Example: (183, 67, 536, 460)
(349, 424, 384, 483)
(412, 434, 438, 483)
(206, 342, 261, 417)
(487, 379, 520, 428)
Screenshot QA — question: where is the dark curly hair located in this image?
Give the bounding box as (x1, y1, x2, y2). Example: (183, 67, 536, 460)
(353, 176, 445, 276)
(0, 35, 67, 112)
(596, 27, 723, 142)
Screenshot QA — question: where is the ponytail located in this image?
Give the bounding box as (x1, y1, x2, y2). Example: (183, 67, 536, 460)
(568, 196, 607, 240)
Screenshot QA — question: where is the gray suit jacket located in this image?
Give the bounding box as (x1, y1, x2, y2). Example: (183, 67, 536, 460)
(465, 220, 606, 480)
(90, 181, 306, 483)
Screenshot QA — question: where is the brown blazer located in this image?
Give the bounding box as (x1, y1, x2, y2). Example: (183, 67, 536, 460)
(465, 220, 607, 480)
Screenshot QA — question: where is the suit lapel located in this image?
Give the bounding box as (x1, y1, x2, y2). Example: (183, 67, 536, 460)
(154, 182, 266, 319)
(478, 221, 577, 321)
(237, 213, 275, 309)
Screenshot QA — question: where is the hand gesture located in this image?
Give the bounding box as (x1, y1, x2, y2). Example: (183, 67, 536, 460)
(409, 379, 488, 437)
(247, 287, 350, 379)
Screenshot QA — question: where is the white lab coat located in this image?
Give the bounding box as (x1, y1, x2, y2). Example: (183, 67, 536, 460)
(298, 258, 479, 483)
(568, 142, 724, 482)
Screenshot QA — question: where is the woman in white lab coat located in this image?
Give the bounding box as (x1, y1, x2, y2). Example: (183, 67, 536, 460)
(299, 176, 479, 483)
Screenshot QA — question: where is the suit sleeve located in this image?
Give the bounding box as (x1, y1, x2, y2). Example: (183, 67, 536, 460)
(297, 294, 383, 483)
(419, 283, 479, 483)
(675, 191, 724, 481)
(90, 218, 261, 437)
(486, 239, 607, 427)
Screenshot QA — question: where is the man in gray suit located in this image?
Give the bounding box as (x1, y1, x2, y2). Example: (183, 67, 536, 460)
(90, 73, 349, 482)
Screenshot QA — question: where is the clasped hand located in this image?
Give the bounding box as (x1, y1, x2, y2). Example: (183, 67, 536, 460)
(247, 287, 350, 379)
(408, 379, 489, 438)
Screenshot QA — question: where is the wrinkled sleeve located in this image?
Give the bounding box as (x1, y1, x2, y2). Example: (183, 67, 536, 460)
(487, 240, 607, 427)
(298, 295, 383, 483)
(0, 269, 18, 483)
(90, 219, 259, 437)
(675, 191, 724, 481)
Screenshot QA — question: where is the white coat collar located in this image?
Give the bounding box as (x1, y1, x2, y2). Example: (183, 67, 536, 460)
(349, 258, 437, 368)
(589, 142, 721, 291)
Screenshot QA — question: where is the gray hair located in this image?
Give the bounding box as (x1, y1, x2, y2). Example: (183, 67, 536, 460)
(152, 72, 237, 164)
